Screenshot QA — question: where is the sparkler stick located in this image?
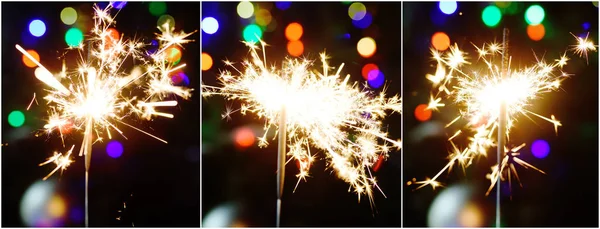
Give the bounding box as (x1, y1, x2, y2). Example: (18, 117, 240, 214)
(276, 108, 286, 227)
(496, 27, 509, 228)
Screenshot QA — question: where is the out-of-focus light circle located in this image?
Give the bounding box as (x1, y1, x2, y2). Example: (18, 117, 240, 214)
(527, 24, 545, 41)
(255, 9, 272, 27)
(276, 2, 291, 10)
(482, 5, 502, 27)
(287, 40, 304, 57)
(29, 20, 46, 37)
(171, 72, 189, 86)
(111, 1, 127, 9)
(20, 180, 60, 227)
(525, 5, 545, 25)
(357, 37, 376, 58)
(495, 2, 511, 8)
(148, 2, 167, 16)
(47, 195, 66, 218)
(439, 1, 457, 15)
(106, 140, 124, 158)
(285, 22, 303, 41)
(103, 28, 119, 49)
(583, 22, 591, 30)
(431, 32, 450, 51)
(166, 46, 182, 63)
(531, 139, 550, 159)
(8, 110, 25, 127)
(202, 202, 239, 227)
(60, 7, 78, 25)
(266, 18, 278, 32)
(458, 203, 484, 227)
(427, 184, 482, 227)
(157, 14, 176, 31)
(352, 12, 372, 29)
(414, 104, 432, 122)
(361, 63, 379, 80)
(594, 1, 599, 7)
(237, 1, 254, 19)
(234, 127, 255, 148)
(202, 53, 213, 71)
(348, 2, 367, 21)
(22, 50, 40, 68)
(367, 70, 384, 88)
(243, 24, 263, 42)
(202, 17, 218, 34)
(65, 28, 84, 47)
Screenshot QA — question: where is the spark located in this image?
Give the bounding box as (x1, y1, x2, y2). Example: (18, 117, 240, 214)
(201, 40, 401, 204)
(411, 34, 596, 193)
(570, 32, 597, 64)
(39, 145, 75, 180)
(17, 4, 194, 178)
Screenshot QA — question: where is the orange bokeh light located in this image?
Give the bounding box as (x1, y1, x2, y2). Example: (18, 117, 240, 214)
(431, 32, 450, 51)
(202, 52, 213, 71)
(234, 127, 255, 148)
(22, 50, 40, 68)
(285, 22, 303, 41)
(361, 63, 379, 80)
(287, 40, 304, 57)
(527, 24, 545, 41)
(414, 104, 432, 122)
(166, 47, 182, 63)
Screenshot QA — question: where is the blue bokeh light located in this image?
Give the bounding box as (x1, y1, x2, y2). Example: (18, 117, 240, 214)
(367, 70, 385, 89)
(29, 19, 46, 37)
(438, 1, 457, 15)
(583, 22, 591, 30)
(111, 1, 127, 9)
(202, 17, 219, 34)
(106, 140, 124, 158)
(276, 2, 292, 10)
(352, 12, 372, 29)
(531, 139, 550, 159)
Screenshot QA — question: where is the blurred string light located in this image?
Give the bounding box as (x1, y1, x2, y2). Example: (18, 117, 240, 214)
(361, 63, 378, 80)
(255, 9, 272, 27)
(367, 69, 385, 88)
(243, 24, 262, 42)
(171, 72, 190, 86)
(481, 5, 502, 27)
(148, 2, 167, 16)
(348, 2, 367, 20)
(29, 19, 46, 37)
(414, 104, 432, 122)
(285, 22, 303, 41)
(439, 1, 458, 15)
(202, 17, 219, 34)
(8, 110, 26, 127)
(525, 4, 545, 25)
(110, 1, 127, 9)
(431, 32, 450, 51)
(60, 7, 78, 25)
(276, 2, 291, 11)
(202, 52, 213, 71)
(357, 36, 376, 58)
(352, 12, 372, 29)
(287, 40, 304, 57)
(22, 49, 40, 68)
(64, 28, 83, 47)
(157, 14, 175, 30)
(233, 126, 255, 148)
(531, 139, 550, 159)
(106, 140, 124, 158)
(237, 1, 254, 19)
(527, 23, 545, 41)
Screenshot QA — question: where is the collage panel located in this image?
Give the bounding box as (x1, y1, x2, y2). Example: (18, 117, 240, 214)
(2, 2, 200, 227)
(201, 1, 401, 227)
(403, 1, 598, 227)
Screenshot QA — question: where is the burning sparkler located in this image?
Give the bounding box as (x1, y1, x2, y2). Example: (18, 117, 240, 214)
(202, 40, 401, 225)
(17, 4, 194, 226)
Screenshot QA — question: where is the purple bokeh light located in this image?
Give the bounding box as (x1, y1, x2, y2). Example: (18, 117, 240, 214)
(106, 140, 124, 158)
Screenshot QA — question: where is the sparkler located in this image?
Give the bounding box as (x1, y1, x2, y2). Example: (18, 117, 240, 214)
(410, 31, 596, 200)
(202, 40, 401, 226)
(17, 4, 194, 226)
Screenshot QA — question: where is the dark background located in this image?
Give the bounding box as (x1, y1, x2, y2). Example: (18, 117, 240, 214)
(2, 2, 200, 227)
(403, 2, 598, 227)
(201, 2, 401, 227)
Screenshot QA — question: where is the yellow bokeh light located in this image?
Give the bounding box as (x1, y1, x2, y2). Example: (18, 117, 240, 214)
(357, 37, 376, 58)
(47, 195, 67, 218)
(202, 52, 213, 71)
(237, 1, 254, 19)
(255, 9, 272, 27)
(60, 7, 78, 25)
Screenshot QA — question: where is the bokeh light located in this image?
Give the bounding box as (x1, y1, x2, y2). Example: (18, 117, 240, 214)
(594, 1, 599, 7)
(481, 5, 502, 27)
(414, 104, 432, 122)
(148, 2, 167, 16)
(348, 2, 367, 21)
(29, 19, 46, 37)
(166, 46, 182, 63)
(583, 22, 591, 30)
(65, 28, 83, 47)
(458, 203, 484, 227)
(243, 24, 262, 42)
(276, 2, 291, 10)
(60, 7, 78, 25)
(157, 14, 175, 31)
(171, 72, 190, 86)
(8, 110, 25, 127)
(202, 52, 213, 71)
(234, 127, 255, 148)
(287, 40, 304, 57)
(255, 9, 272, 27)
(439, 1, 458, 15)
(525, 4, 545, 25)
(46, 195, 66, 218)
(352, 12, 372, 29)
(431, 32, 450, 51)
(106, 140, 124, 158)
(357, 37, 376, 58)
(20, 180, 61, 227)
(202, 17, 219, 34)
(361, 63, 379, 80)
(237, 1, 254, 19)
(285, 22, 303, 41)
(527, 24, 545, 41)
(531, 139, 550, 159)
(111, 1, 127, 9)
(367, 69, 384, 88)
(22, 50, 40, 68)
(103, 28, 120, 49)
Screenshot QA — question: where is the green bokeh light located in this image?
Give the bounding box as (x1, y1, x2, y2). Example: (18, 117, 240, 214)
(65, 28, 84, 47)
(482, 5, 502, 27)
(149, 2, 167, 16)
(243, 24, 263, 43)
(8, 110, 25, 127)
(525, 5, 545, 25)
